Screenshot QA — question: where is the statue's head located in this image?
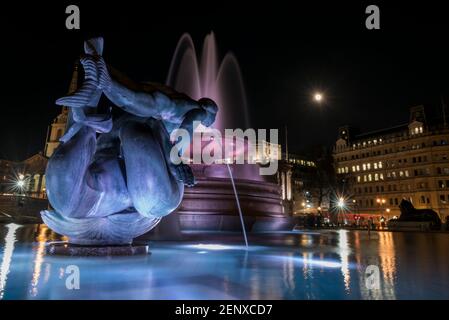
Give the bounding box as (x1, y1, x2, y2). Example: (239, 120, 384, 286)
(199, 98, 218, 127)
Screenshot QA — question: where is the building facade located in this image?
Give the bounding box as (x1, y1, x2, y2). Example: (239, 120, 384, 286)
(277, 153, 333, 215)
(334, 105, 449, 223)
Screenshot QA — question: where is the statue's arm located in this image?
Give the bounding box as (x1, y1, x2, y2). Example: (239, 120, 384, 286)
(102, 63, 201, 119)
(56, 53, 203, 121)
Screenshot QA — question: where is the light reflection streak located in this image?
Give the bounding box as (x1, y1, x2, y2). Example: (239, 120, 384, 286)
(0, 223, 20, 299)
(187, 244, 235, 251)
(302, 252, 310, 279)
(301, 257, 341, 268)
(29, 225, 49, 297)
(378, 232, 397, 299)
(282, 253, 295, 292)
(338, 229, 351, 293)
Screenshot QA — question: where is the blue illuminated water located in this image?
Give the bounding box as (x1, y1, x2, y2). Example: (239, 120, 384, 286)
(1, 223, 449, 299)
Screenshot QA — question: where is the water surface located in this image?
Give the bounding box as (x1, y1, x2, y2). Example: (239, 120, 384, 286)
(1, 223, 448, 299)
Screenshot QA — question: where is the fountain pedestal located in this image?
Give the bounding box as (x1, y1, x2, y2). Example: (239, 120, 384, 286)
(173, 164, 296, 232)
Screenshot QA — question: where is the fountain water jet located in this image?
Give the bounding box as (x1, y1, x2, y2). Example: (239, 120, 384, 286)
(226, 163, 248, 247)
(167, 32, 250, 131)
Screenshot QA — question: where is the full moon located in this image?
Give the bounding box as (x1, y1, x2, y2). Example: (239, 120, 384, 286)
(314, 93, 323, 102)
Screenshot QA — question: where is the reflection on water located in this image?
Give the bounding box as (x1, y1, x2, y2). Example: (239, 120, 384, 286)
(378, 232, 397, 299)
(338, 230, 351, 294)
(29, 225, 51, 297)
(0, 224, 20, 299)
(0, 223, 449, 299)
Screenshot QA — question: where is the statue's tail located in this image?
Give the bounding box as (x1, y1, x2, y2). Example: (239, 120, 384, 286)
(84, 37, 104, 56)
(56, 37, 112, 143)
(55, 55, 101, 108)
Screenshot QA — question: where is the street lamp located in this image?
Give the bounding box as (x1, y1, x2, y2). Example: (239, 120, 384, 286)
(376, 197, 386, 207)
(337, 197, 345, 208)
(15, 173, 27, 195)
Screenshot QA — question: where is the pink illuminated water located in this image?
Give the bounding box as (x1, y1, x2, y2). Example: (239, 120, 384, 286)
(166, 32, 250, 132)
(166, 32, 264, 180)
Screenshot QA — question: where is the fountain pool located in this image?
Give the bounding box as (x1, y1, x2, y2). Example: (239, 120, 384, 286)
(1, 223, 449, 299)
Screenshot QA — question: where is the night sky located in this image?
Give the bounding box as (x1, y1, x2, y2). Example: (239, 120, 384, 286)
(1, 1, 448, 160)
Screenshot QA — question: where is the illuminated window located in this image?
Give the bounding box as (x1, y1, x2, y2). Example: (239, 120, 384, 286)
(368, 174, 372, 181)
(363, 175, 367, 182)
(357, 176, 361, 182)
(352, 166, 356, 172)
(356, 165, 360, 171)
(378, 161, 383, 169)
(367, 163, 371, 170)
(380, 173, 384, 180)
(363, 164, 366, 171)
(374, 163, 378, 170)
(374, 173, 379, 181)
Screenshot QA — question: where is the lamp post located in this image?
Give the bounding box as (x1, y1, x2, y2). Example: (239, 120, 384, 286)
(375, 197, 386, 229)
